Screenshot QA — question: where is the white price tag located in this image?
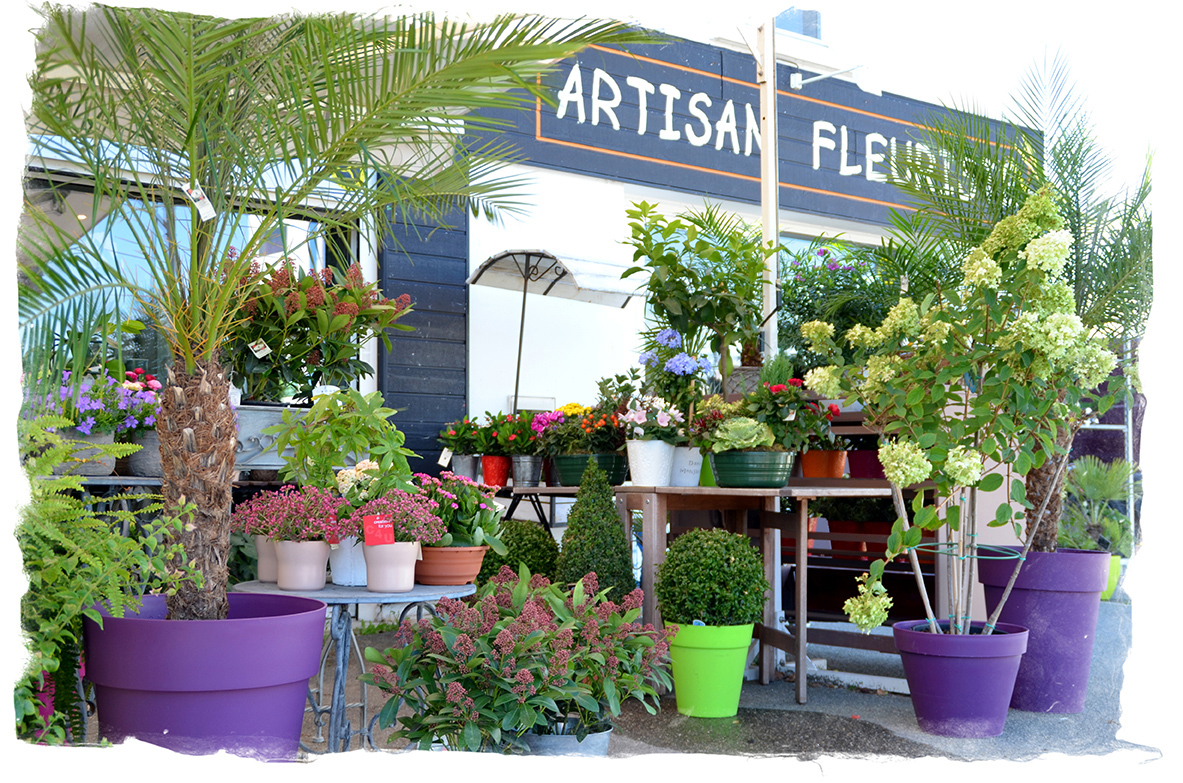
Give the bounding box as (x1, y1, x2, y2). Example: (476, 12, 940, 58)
(184, 184, 217, 222)
(437, 447, 453, 467)
(248, 339, 272, 359)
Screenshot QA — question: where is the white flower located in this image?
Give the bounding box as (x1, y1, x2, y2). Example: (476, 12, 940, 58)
(845, 323, 885, 349)
(944, 445, 984, 487)
(1020, 229, 1073, 278)
(961, 248, 1002, 288)
(804, 365, 843, 399)
(801, 320, 836, 352)
(877, 297, 921, 339)
(1074, 342, 1118, 391)
(878, 440, 932, 487)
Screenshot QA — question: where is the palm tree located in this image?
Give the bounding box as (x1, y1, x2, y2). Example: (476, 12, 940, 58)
(20, 4, 651, 620)
(884, 52, 1152, 551)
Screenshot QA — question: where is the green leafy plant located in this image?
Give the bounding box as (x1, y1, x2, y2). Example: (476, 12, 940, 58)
(842, 573, 894, 634)
(16, 415, 196, 743)
(438, 417, 481, 454)
(478, 517, 561, 583)
(265, 388, 416, 493)
(413, 472, 507, 553)
(226, 258, 414, 403)
(655, 527, 769, 626)
(555, 461, 636, 599)
(737, 379, 838, 453)
(803, 188, 1126, 635)
(362, 565, 671, 752)
(1058, 456, 1138, 558)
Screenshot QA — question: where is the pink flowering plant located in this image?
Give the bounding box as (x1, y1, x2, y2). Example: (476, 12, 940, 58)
(736, 378, 834, 453)
(230, 484, 349, 542)
(35, 370, 160, 436)
(362, 565, 672, 752)
(496, 412, 540, 456)
(344, 489, 446, 544)
(413, 472, 507, 554)
(620, 394, 685, 444)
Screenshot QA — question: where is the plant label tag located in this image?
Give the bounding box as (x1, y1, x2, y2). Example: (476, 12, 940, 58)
(184, 184, 217, 222)
(327, 517, 339, 547)
(248, 339, 272, 358)
(364, 513, 394, 546)
(437, 448, 453, 467)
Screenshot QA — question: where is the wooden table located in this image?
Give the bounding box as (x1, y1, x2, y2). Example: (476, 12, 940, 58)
(506, 485, 579, 530)
(233, 580, 476, 753)
(614, 479, 893, 705)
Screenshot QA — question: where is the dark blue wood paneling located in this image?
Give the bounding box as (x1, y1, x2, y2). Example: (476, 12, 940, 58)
(379, 208, 468, 477)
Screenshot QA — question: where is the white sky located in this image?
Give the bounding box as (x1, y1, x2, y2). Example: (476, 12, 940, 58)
(3, 0, 1178, 776)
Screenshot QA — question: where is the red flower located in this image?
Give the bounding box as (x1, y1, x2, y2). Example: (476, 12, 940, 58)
(828, 403, 841, 419)
(769, 383, 787, 394)
(787, 378, 803, 387)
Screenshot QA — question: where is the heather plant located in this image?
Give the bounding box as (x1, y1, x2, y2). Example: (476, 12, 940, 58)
(413, 472, 507, 554)
(478, 517, 560, 583)
(555, 461, 636, 600)
(803, 188, 1126, 635)
(344, 490, 445, 544)
(229, 485, 349, 542)
(362, 564, 671, 752)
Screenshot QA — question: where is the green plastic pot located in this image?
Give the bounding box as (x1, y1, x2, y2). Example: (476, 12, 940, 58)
(1101, 554, 1121, 601)
(552, 453, 628, 486)
(667, 623, 754, 717)
(708, 450, 794, 488)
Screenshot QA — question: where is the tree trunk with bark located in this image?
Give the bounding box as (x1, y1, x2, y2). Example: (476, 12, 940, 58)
(160, 359, 238, 620)
(1026, 422, 1076, 552)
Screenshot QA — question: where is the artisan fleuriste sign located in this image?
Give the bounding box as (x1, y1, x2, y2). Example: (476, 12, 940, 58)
(474, 37, 1013, 228)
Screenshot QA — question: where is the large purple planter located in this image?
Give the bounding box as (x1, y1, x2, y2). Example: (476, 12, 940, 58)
(978, 547, 1110, 713)
(893, 620, 1029, 738)
(83, 593, 327, 760)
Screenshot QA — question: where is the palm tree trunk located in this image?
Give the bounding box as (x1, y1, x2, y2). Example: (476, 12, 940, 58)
(160, 359, 238, 620)
(1026, 422, 1076, 552)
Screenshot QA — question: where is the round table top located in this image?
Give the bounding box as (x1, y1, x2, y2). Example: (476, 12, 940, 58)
(232, 580, 476, 605)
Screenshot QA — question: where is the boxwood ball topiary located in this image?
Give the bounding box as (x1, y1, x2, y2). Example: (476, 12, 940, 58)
(478, 516, 559, 583)
(656, 527, 770, 626)
(555, 459, 636, 599)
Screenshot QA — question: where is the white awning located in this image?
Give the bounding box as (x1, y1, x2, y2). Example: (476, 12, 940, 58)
(467, 249, 646, 309)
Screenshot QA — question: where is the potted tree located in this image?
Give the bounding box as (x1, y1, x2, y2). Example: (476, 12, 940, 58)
(363, 565, 671, 754)
(654, 527, 770, 717)
(805, 188, 1125, 736)
(555, 460, 637, 601)
(20, 4, 649, 757)
(1056, 456, 1138, 600)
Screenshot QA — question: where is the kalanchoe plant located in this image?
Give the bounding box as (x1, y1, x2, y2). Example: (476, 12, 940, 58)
(497, 412, 540, 456)
(803, 187, 1125, 635)
(438, 417, 481, 454)
(227, 257, 414, 403)
(230, 484, 350, 542)
(345, 489, 446, 544)
(413, 472, 508, 554)
(362, 564, 672, 753)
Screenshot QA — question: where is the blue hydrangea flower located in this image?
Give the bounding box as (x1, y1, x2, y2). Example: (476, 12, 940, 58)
(698, 357, 715, 374)
(655, 328, 682, 349)
(664, 352, 698, 376)
(638, 350, 658, 367)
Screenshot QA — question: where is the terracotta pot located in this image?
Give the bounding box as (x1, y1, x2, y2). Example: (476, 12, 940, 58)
(274, 540, 330, 591)
(800, 450, 847, 478)
(363, 541, 420, 593)
(481, 455, 511, 487)
(254, 535, 278, 582)
(416, 545, 489, 585)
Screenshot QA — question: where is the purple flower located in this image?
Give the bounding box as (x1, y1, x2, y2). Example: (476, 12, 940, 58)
(655, 328, 682, 349)
(816, 248, 829, 257)
(76, 416, 96, 435)
(122, 415, 138, 430)
(663, 352, 698, 376)
(638, 350, 658, 367)
(826, 262, 839, 271)
(697, 357, 714, 374)
(144, 415, 155, 427)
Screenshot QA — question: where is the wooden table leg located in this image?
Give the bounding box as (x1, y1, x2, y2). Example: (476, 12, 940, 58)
(761, 524, 780, 684)
(796, 498, 809, 704)
(639, 492, 667, 629)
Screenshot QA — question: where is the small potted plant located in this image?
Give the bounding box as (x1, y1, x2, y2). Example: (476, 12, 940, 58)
(346, 487, 445, 593)
(500, 411, 543, 487)
(413, 471, 508, 584)
(555, 460, 637, 601)
(1057, 456, 1138, 600)
(546, 372, 636, 485)
(621, 393, 685, 486)
(118, 367, 165, 477)
(39, 369, 148, 476)
(796, 399, 847, 478)
(363, 564, 671, 754)
(655, 527, 770, 717)
(437, 417, 481, 481)
(230, 484, 349, 591)
(473, 412, 514, 487)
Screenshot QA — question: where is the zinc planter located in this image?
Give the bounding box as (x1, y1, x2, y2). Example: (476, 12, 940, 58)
(667, 623, 754, 718)
(274, 540, 330, 591)
(511, 454, 543, 487)
(328, 536, 367, 587)
(83, 593, 327, 760)
(521, 725, 612, 756)
(126, 429, 163, 477)
(363, 541, 419, 593)
(480, 455, 511, 488)
(977, 547, 1110, 713)
(52, 428, 116, 476)
(892, 620, 1029, 738)
(234, 402, 302, 471)
(552, 453, 628, 486)
(626, 439, 675, 486)
(450, 454, 480, 482)
(708, 451, 794, 488)
(670, 446, 703, 487)
(416, 545, 489, 585)
(254, 535, 278, 583)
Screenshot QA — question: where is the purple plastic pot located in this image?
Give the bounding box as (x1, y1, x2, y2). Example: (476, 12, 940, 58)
(977, 546, 1110, 713)
(893, 620, 1028, 738)
(83, 593, 326, 760)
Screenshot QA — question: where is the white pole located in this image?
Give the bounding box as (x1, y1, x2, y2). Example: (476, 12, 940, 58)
(757, 20, 779, 359)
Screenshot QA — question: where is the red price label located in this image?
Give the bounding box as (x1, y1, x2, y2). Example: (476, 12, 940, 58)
(326, 514, 339, 545)
(364, 513, 394, 546)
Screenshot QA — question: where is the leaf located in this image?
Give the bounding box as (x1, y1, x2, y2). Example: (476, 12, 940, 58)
(463, 721, 482, 751)
(1010, 478, 1027, 504)
(978, 473, 1004, 492)
(994, 502, 1012, 527)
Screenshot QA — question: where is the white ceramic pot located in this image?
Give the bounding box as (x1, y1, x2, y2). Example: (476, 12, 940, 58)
(255, 535, 278, 582)
(670, 446, 703, 487)
(626, 439, 675, 487)
(362, 541, 420, 593)
(328, 535, 367, 586)
(274, 540, 330, 591)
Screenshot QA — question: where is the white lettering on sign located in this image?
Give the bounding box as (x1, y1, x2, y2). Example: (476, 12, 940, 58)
(658, 83, 681, 141)
(813, 120, 836, 169)
(715, 99, 739, 153)
(556, 63, 585, 123)
(866, 132, 888, 182)
(592, 68, 622, 130)
(626, 76, 655, 135)
(839, 125, 862, 176)
(685, 93, 712, 146)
